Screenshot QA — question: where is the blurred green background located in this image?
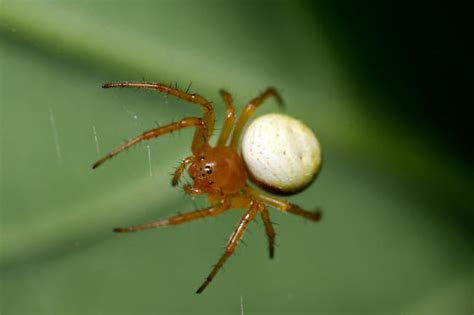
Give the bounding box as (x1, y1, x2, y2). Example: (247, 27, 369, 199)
(1, 1, 472, 314)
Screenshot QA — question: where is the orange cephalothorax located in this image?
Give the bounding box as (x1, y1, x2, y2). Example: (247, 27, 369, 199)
(188, 146, 248, 194)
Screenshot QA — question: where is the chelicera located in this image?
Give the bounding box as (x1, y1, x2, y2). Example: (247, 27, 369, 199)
(93, 82, 322, 294)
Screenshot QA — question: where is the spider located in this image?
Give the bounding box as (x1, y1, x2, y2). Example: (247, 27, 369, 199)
(92, 82, 322, 294)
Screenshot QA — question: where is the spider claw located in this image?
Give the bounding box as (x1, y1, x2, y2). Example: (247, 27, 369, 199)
(269, 87, 285, 108)
(113, 227, 129, 233)
(269, 248, 275, 259)
(312, 208, 322, 221)
(195, 282, 207, 294)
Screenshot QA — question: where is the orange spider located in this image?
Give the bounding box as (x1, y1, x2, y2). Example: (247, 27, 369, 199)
(92, 82, 322, 294)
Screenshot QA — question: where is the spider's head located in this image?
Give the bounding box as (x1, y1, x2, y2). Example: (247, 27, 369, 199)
(188, 147, 248, 195)
(188, 155, 217, 193)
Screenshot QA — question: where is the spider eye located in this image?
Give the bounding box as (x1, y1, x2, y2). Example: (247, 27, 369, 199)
(208, 180, 213, 185)
(204, 164, 212, 174)
(200, 156, 205, 161)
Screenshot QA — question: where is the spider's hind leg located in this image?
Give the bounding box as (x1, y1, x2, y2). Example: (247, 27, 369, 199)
(260, 205, 276, 258)
(248, 188, 322, 222)
(230, 87, 284, 148)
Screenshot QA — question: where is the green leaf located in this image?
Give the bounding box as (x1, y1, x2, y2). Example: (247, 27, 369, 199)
(1, 1, 472, 314)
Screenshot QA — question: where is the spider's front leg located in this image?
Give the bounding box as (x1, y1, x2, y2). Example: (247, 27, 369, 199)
(216, 90, 235, 147)
(102, 82, 215, 153)
(92, 118, 205, 169)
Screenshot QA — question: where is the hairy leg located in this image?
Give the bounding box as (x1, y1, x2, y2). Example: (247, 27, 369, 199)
(196, 201, 259, 293)
(248, 188, 321, 222)
(92, 118, 204, 169)
(216, 89, 236, 146)
(260, 205, 276, 258)
(230, 87, 284, 148)
(103, 82, 215, 152)
(114, 199, 231, 232)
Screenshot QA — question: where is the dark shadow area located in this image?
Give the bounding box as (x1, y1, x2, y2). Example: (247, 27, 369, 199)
(307, 1, 473, 163)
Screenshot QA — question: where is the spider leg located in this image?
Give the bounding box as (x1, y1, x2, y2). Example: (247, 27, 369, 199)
(216, 90, 235, 146)
(172, 156, 195, 186)
(92, 117, 204, 169)
(114, 199, 231, 232)
(260, 205, 276, 258)
(230, 87, 284, 148)
(196, 200, 259, 294)
(103, 82, 215, 152)
(248, 188, 321, 222)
